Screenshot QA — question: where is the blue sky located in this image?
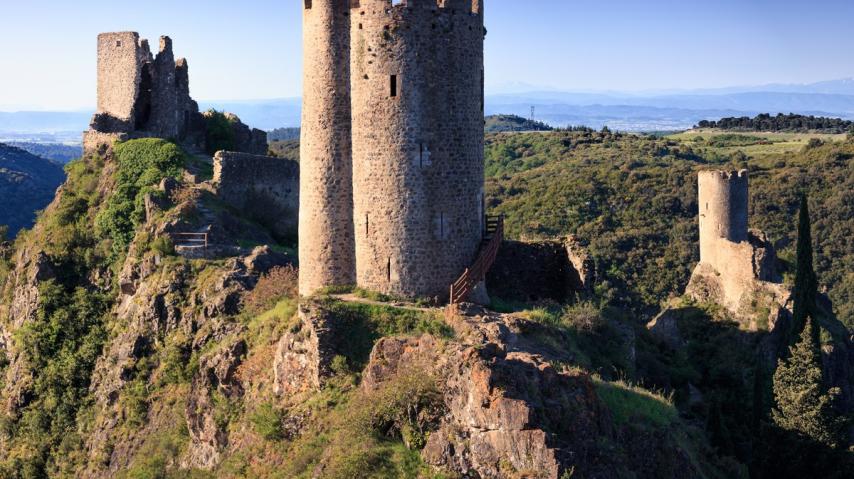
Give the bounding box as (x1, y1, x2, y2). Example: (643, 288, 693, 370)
(1, 0, 853, 110)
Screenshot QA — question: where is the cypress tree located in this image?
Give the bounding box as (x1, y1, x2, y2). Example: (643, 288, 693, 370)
(791, 193, 818, 345)
(771, 317, 843, 448)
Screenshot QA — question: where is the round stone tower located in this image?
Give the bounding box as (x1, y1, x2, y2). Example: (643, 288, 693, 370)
(299, 0, 356, 296)
(698, 169, 749, 266)
(350, 0, 486, 300)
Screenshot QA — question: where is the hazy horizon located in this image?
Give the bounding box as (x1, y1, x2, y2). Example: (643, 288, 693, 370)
(2, 0, 854, 110)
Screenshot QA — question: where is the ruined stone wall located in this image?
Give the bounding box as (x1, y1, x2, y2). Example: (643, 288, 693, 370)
(213, 151, 299, 239)
(350, 0, 485, 299)
(95, 32, 149, 131)
(150, 37, 179, 138)
(87, 32, 202, 153)
(299, 0, 356, 296)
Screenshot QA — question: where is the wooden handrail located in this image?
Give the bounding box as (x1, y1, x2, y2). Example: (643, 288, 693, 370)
(168, 232, 209, 256)
(449, 215, 504, 304)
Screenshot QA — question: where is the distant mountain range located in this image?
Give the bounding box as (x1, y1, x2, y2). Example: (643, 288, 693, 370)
(4, 78, 854, 138)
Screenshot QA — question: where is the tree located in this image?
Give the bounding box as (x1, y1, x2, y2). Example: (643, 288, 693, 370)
(791, 193, 818, 344)
(772, 317, 843, 448)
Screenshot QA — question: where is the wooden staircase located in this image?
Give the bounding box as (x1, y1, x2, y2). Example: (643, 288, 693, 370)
(449, 215, 504, 304)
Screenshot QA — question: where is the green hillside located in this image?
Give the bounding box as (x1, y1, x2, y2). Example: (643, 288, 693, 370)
(485, 129, 854, 327)
(0, 143, 66, 236)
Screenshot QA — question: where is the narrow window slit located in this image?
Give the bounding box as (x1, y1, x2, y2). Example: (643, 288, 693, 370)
(390, 75, 398, 97)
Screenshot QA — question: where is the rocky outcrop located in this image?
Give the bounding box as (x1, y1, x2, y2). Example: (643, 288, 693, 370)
(359, 304, 703, 479)
(184, 340, 247, 469)
(686, 229, 791, 330)
(273, 299, 343, 396)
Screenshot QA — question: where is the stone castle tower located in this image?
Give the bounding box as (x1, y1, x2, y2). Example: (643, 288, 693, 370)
(300, 0, 486, 300)
(90, 32, 197, 140)
(698, 169, 749, 272)
(299, 1, 356, 296)
(688, 169, 784, 325)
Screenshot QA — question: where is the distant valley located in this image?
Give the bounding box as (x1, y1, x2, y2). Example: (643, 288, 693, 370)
(5, 78, 854, 140)
(0, 143, 65, 235)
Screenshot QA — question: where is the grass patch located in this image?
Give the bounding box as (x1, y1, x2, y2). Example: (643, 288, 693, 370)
(322, 300, 452, 372)
(594, 377, 677, 428)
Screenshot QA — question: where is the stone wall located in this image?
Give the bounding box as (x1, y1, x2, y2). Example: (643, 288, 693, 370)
(95, 32, 147, 129)
(350, 0, 486, 299)
(487, 237, 593, 303)
(213, 151, 299, 240)
(299, 0, 356, 295)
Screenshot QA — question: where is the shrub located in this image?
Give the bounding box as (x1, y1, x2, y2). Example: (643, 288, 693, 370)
(594, 377, 677, 428)
(95, 139, 186, 263)
(244, 265, 299, 314)
(348, 370, 443, 450)
(250, 403, 285, 441)
(203, 109, 236, 155)
(149, 236, 175, 256)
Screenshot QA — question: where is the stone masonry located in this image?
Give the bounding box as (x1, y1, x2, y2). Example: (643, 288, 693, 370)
(213, 151, 299, 240)
(83, 32, 267, 157)
(687, 170, 788, 328)
(85, 32, 201, 152)
(299, 1, 356, 296)
(300, 0, 487, 301)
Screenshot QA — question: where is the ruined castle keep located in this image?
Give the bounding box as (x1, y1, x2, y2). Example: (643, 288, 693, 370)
(85, 32, 200, 151)
(687, 170, 787, 328)
(84, 32, 266, 156)
(300, 0, 486, 300)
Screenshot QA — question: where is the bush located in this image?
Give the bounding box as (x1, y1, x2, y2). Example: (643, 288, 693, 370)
(250, 403, 285, 441)
(203, 110, 236, 155)
(149, 236, 174, 256)
(244, 265, 299, 314)
(95, 139, 186, 263)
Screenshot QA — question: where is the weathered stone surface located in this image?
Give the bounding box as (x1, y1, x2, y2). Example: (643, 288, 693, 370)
(184, 340, 247, 470)
(488, 237, 593, 303)
(273, 299, 341, 396)
(87, 32, 201, 152)
(213, 151, 299, 240)
(647, 309, 685, 349)
(357, 306, 616, 478)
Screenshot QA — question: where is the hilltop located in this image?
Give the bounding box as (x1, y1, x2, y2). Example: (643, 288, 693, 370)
(0, 143, 65, 236)
(484, 114, 553, 133)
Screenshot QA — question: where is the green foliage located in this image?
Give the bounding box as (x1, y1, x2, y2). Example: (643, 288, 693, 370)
(280, 369, 446, 479)
(249, 402, 285, 441)
(772, 318, 845, 447)
(157, 333, 194, 386)
(268, 139, 300, 162)
(484, 114, 553, 133)
(203, 109, 236, 155)
(95, 139, 186, 263)
(11, 280, 110, 475)
(594, 377, 677, 428)
(149, 235, 175, 256)
(324, 301, 452, 371)
(705, 134, 767, 148)
(485, 130, 854, 328)
(698, 113, 854, 133)
(791, 193, 819, 344)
